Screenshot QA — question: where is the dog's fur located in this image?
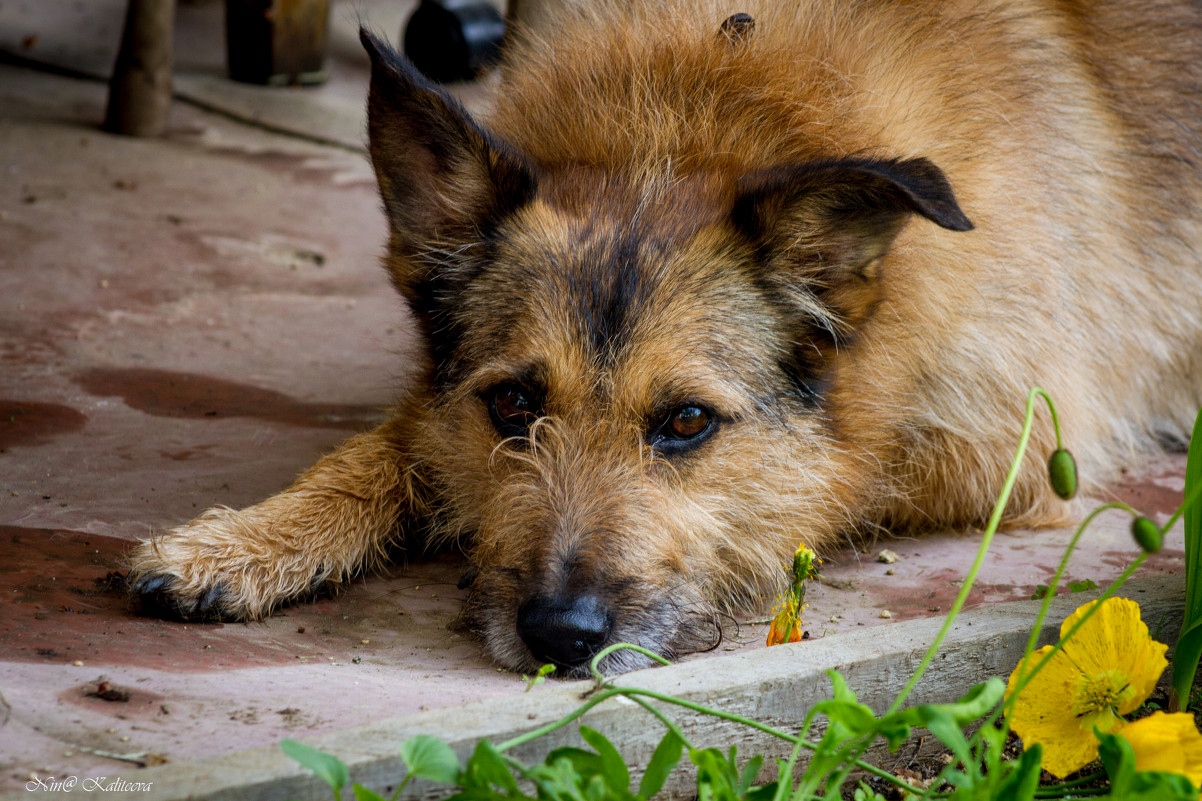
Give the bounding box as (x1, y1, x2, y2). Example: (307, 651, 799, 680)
(129, 0, 1202, 674)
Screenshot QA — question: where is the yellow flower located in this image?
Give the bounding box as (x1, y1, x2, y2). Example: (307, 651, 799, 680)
(1005, 598, 1168, 778)
(765, 545, 820, 647)
(1118, 712, 1202, 788)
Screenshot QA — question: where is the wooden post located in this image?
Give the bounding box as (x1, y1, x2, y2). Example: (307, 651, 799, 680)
(226, 0, 330, 86)
(104, 0, 177, 137)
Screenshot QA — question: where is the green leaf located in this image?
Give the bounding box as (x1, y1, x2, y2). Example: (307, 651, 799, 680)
(1171, 622, 1202, 712)
(920, 709, 972, 768)
(1030, 584, 1053, 600)
(584, 773, 610, 801)
(689, 748, 740, 801)
(462, 739, 520, 794)
(992, 743, 1041, 801)
(579, 726, 630, 792)
(811, 699, 877, 739)
(528, 757, 586, 801)
(852, 783, 887, 801)
(399, 734, 461, 785)
(546, 747, 605, 782)
(940, 768, 973, 790)
(281, 739, 349, 794)
(876, 719, 912, 753)
(1067, 578, 1099, 593)
(737, 753, 764, 795)
(1097, 729, 1137, 794)
(767, 756, 794, 801)
(638, 731, 683, 800)
(352, 784, 389, 801)
(743, 783, 779, 801)
(1128, 771, 1199, 799)
(1173, 405, 1202, 709)
(939, 677, 1006, 724)
(826, 670, 858, 704)
(523, 663, 556, 692)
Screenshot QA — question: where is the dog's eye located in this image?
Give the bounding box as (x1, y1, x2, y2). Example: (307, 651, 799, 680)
(487, 383, 540, 438)
(653, 404, 716, 454)
(667, 406, 710, 439)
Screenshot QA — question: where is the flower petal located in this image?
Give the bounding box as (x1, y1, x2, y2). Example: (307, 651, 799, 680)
(1006, 597, 1169, 779)
(1118, 712, 1202, 788)
(1007, 645, 1109, 777)
(1058, 598, 1167, 714)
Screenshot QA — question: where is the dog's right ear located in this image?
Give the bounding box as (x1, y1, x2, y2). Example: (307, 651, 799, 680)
(360, 29, 537, 302)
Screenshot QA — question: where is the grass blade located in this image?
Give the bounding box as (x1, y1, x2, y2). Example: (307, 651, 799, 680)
(1170, 406, 1202, 711)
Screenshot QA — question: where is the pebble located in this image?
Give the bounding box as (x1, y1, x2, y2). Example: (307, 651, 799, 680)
(879, 610, 893, 619)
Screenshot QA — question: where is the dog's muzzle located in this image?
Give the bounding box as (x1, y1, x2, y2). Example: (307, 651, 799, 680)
(516, 593, 613, 669)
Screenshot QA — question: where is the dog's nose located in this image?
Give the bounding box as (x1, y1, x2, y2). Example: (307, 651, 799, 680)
(516, 593, 613, 668)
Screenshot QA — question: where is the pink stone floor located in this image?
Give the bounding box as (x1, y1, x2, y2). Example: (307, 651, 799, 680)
(0, 1, 1190, 793)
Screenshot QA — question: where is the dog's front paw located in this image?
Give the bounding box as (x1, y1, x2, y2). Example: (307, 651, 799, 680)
(128, 507, 327, 621)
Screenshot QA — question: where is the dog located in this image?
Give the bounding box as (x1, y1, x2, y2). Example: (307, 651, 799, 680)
(128, 0, 1202, 675)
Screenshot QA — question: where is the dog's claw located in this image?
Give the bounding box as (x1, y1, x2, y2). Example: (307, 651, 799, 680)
(131, 572, 231, 622)
(131, 572, 174, 598)
(196, 584, 227, 616)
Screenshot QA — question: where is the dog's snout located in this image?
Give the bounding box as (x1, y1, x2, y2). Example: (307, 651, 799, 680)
(516, 593, 613, 668)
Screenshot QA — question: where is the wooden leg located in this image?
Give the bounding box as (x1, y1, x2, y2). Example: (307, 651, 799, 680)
(104, 0, 177, 137)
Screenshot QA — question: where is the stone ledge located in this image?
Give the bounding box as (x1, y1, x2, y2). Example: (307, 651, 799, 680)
(21, 573, 1178, 801)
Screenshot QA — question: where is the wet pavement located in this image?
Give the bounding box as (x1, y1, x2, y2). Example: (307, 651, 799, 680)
(0, 0, 1190, 794)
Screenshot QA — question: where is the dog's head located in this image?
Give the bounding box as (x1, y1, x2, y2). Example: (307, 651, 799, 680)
(361, 30, 970, 675)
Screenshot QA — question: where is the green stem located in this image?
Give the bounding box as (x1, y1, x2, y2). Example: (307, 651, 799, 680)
(494, 687, 628, 752)
(628, 694, 695, 751)
(388, 775, 411, 801)
(604, 688, 930, 796)
(887, 386, 1057, 716)
(1034, 770, 1106, 792)
(496, 681, 927, 797)
(1160, 464, 1202, 537)
(772, 736, 807, 801)
(1033, 786, 1109, 798)
(589, 643, 672, 686)
(1040, 388, 1065, 451)
(1014, 502, 1138, 691)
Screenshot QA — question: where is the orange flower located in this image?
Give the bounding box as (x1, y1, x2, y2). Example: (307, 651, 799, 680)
(765, 545, 819, 647)
(766, 605, 803, 646)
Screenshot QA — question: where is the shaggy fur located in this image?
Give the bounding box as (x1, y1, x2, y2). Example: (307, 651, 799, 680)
(129, 0, 1202, 675)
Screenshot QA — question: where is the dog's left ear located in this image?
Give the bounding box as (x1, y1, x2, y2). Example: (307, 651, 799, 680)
(360, 29, 537, 302)
(733, 157, 972, 331)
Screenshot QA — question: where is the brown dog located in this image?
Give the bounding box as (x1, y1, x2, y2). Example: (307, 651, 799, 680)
(129, 0, 1202, 675)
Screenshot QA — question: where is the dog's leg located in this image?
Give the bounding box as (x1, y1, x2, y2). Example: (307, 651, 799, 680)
(127, 414, 425, 620)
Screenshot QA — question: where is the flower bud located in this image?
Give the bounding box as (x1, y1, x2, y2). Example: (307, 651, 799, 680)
(1047, 449, 1078, 500)
(1131, 516, 1163, 553)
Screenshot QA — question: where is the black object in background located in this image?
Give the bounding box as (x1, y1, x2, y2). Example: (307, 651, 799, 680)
(403, 0, 506, 83)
